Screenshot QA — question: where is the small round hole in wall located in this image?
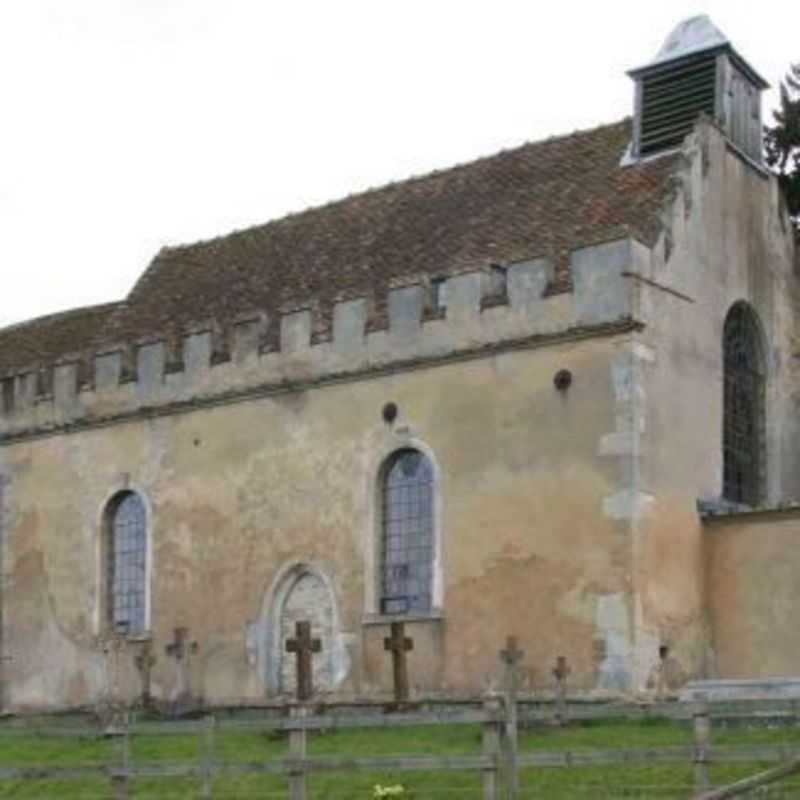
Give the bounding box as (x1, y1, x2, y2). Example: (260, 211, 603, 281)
(193, 438, 201, 447)
(554, 369, 572, 391)
(382, 402, 398, 424)
(659, 644, 670, 661)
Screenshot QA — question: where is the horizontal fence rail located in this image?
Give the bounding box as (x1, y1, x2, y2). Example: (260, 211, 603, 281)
(1, 699, 800, 798)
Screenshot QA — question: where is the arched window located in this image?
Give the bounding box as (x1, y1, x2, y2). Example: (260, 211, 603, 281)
(380, 449, 434, 615)
(722, 303, 766, 506)
(105, 492, 148, 635)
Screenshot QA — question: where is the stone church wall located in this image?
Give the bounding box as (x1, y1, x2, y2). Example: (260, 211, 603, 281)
(705, 509, 800, 678)
(0, 241, 634, 444)
(1, 330, 638, 710)
(627, 120, 799, 689)
(0, 218, 660, 709)
(2, 118, 795, 710)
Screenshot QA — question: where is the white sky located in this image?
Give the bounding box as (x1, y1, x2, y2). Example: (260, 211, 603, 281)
(0, 1, 796, 328)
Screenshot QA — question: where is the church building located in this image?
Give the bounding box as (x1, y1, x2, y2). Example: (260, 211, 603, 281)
(0, 16, 798, 711)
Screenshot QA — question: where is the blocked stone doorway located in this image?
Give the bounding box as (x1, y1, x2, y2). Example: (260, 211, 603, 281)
(277, 567, 336, 697)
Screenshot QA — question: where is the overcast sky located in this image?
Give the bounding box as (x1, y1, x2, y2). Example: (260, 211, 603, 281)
(0, 1, 797, 329)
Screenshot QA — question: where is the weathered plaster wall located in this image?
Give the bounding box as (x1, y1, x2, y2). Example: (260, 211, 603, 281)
(1, 333, 638, 710)
(705, 511, 800, 678)
(0, 464, 8, 708)
(627, 121, 799, 687)
(3, 121, 794, 710)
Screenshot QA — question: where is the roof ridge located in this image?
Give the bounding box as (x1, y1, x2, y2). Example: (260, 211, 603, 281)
(158, 117, 632, 259)
(0, 301, 122, 338)
(3, 114, 674, 378)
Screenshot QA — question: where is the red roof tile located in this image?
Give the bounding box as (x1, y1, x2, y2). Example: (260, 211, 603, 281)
(0, 303, 120, 377)
(2, 118, 675, 374)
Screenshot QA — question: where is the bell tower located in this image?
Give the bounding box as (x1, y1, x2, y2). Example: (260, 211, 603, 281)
(627, 15, 769, 163)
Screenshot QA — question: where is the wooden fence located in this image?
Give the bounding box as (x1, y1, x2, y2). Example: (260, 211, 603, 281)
(2, 698, 800, 798)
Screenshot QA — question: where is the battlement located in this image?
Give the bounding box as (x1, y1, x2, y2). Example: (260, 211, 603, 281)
(0, 238, 650, 440)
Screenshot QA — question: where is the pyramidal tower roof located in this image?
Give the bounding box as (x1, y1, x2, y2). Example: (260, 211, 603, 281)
(651, 15, 728, 67)
(629, 14, 768, 88)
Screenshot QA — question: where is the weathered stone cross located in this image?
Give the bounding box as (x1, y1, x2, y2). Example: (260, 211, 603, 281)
(134, 640, 156, 707)
(100, 631, 128, 734)
(0, 652, 12, 710)
(553, 655, 571, 686)
(106, 627, 128, 706)
(165, 627, 198, 707)
(286, 620, 321, 702)
(165, 627, 197, 661)
(383, 621, 414, 703)
(499, 635, 524, 696)
(553, 655, 571, 722)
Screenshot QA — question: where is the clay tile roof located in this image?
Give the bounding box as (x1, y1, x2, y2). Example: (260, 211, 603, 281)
(3, 118, 677, 373)
(0, 302, 121, 377)
(105, 117, 676, 343)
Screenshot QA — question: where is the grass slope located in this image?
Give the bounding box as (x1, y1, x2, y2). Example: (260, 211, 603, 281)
(0, 717, 799, 798)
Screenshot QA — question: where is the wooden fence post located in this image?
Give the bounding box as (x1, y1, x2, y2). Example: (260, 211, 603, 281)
(288, 705, 309, 800)
(482, 696, 503, 800)
(200, 714, 216, 799)
(693, 701, 711, 794)
(110, 713, 130, 800)
(499, 637, 522, 800)
(505, 692, 519, 800)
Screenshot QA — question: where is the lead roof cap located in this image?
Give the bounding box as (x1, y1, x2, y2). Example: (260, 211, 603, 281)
(627, 14, 769, 89)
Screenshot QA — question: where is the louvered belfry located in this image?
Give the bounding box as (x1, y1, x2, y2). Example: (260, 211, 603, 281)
(628, 16, 769, 162)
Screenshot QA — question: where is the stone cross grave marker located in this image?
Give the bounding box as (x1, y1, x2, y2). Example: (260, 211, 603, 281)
(165, 627, 198, 661)
(499, 635, 524, 697)
(0, 652, 12, 710)
(165, 627, 198, 705)
(100, 628, 129, 734)
(383, 621, 414, 703)
(108, 625, 129, 703)
(552, 655, 571, 722)
(134, 640, 156, 707)
(655, 645, 669, 698)
(286, 620, 321, 702)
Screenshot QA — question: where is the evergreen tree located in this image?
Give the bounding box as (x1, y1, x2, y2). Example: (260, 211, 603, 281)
(764, 63, 800, 235)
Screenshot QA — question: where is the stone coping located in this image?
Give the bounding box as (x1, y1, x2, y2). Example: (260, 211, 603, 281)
(681, 678, 800, 701)
(700, 501, 800, 525)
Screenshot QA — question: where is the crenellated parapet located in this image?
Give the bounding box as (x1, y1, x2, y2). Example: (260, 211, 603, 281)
(0, 238, 650, 440)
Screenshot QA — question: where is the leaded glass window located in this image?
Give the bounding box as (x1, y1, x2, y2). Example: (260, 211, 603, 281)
(380, 449, 434, 615)
(723, 303, 766, 506)
(107, 492, 147, 634)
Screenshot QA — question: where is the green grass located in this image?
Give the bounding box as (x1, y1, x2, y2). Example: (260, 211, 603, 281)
(0, 717, 800, 798)
(520, 718, 692, 749)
